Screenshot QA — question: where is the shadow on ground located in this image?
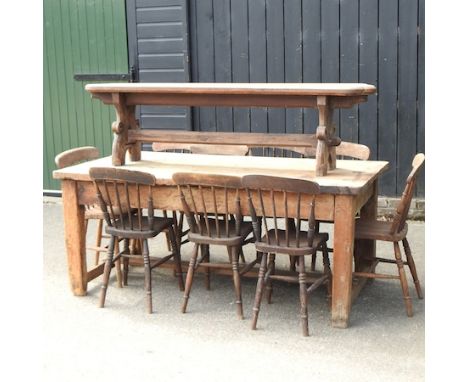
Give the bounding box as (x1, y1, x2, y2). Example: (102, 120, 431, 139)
(43, 199, 424, 382)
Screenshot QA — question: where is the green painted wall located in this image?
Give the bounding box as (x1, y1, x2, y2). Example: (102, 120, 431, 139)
(43, 0, 128, 190)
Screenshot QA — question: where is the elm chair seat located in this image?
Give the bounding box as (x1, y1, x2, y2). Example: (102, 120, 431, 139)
(106, 216, 174, 240)
(256, 230, 329, 257)
(188, 219, 254, 246)
(354, 220, 408, 242)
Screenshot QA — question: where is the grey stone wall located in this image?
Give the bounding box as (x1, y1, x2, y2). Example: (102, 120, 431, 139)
(378, 197, 425, 220)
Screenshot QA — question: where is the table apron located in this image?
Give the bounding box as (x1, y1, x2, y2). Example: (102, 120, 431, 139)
(76, 181, 336, 221)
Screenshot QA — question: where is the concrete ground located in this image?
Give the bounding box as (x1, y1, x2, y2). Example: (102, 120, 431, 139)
(43, 197, 424, 382)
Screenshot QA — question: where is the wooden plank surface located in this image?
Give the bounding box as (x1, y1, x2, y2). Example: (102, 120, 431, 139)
(230, 0, 250, 132)
(397, 0, 419, 195)
(301, 0, 321, 133)
(213, 0, 233, 132)
(321, 0, 340, 130)
(266, 0, 285, 135)
(248, 0, 267, 133)
(377, 0, 398, 196)
(284, 0, 303, 134)
(339, 0, 359, 142)
(53, 151, 388, 195)
(358, 0, 379, 159)
(417, 0, 425, 195)
(85, 82, 376, 96)
(128, 130, 318, 146)
(194, 0, 216, 131)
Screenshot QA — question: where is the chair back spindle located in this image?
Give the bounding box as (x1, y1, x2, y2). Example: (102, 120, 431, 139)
(173, 173, 243, 240)
(89, 168, 156, 234)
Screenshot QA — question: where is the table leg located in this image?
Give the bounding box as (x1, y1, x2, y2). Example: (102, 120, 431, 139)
(61, 180, 87, 296)
(331, 195, 356, 328)
(354, 180, 378, 271)
(316, 96, 336, 176)
(110, 98, 142, 165)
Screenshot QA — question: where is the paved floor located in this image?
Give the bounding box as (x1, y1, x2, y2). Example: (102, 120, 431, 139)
(43, 198, 424, 381)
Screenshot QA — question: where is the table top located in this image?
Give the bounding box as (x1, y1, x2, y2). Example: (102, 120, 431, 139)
(85, 82, 376, 97)
(53, 152, 388, 195)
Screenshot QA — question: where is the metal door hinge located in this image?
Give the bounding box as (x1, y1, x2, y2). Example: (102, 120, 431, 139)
(74, 65, 137, 82)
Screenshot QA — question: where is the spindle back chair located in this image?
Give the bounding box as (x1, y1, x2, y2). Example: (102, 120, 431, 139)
(172, 173, 258, 319)
(152, 142, 193, 254)
(55, 147, 118, 269)
(89, 167, 184, 314)
(246, 141, 370, 271)
(309, 141, 371, 270)
(152, 142, 249, 251)
(353, 153, 425, 317)
(242, 175, 331, 336)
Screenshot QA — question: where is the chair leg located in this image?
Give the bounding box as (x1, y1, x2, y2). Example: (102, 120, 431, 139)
(123, 239, 130, 286)
(239, 247, 246, 264)
(171, 211, 179, 278)
(252, 252, 268, 330)
(230, 246, 244, 319)
(164, 231, 172, 252)
(168, 226, 185, 291)
(99, 235, 115, 308)
(202, 244, 211, 290)
(311, 253, 317, 271)
(182, 243, 199, 313)
(265, 253, 276, 304)
(311, 221, 321, 271)
(322, 244, 332, 303)
(114, 237, 123, 288)
(162, 210, 172, 251)
(177, 212, 185, 249)
(142, 239, 153, 314)
(393, 241, 413, 317)
(130, 238, 142, 255)
(402, 238, 423, 299)
(298, 255, 309, 337)
(94, 218, 104, 265)
(289, 255, 296, 272)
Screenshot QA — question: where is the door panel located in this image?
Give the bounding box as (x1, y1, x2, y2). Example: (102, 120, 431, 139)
(43, 0, 128, 191)
(126, 0, 191, 134)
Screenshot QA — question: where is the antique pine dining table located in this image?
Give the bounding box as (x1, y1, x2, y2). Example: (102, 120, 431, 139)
(53, 82, 386, 328)
(53, 151, 388, 329)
